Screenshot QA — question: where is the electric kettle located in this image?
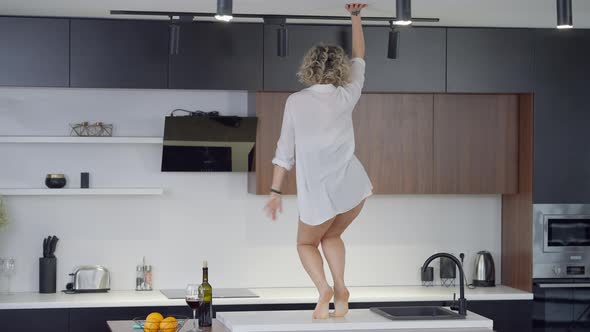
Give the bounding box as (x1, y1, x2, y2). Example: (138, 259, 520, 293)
(473, 251, 495, 287)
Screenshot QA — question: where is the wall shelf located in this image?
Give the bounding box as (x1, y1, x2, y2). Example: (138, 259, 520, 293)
(0, 136, 163, 144)
(0, 188, 163, 196)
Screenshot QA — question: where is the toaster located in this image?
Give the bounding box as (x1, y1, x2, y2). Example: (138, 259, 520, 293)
(65, 265, 110, 293)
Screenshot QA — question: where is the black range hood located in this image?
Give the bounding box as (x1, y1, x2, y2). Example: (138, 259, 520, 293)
(161, 115, 257, 172)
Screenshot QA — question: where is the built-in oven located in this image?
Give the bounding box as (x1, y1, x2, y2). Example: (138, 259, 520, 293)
(533, 278, 590, 331)
(533, 205, 590, 279)
(533, 205, 590, 331)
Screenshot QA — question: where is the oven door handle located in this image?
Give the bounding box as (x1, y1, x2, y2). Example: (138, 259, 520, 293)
(537, 283, 590, 288)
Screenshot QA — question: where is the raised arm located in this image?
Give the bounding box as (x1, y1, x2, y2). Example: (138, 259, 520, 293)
(346, 3, 367, 59)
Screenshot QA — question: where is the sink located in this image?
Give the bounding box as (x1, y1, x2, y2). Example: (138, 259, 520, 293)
(370, 306, 466, 320)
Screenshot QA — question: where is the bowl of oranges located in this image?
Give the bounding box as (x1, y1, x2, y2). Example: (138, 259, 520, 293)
(133, 312, 188, 332)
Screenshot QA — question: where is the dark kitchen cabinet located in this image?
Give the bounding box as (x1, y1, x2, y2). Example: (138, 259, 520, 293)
(169, 22, 263, 90)
(532, 29, 590, 204)
(446, 28, 534, 93)
(362, 27, 446, 92)
(69, 306, 169, 332)
(1, 308, 69, 332)
(0, 17, 69, 87)
(433, 94, 519, 194)
(263, 25, 445, 92)
(70, 19, 169, 89)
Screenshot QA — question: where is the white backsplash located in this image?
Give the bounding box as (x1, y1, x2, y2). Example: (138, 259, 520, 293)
(0, 87, 501, 292)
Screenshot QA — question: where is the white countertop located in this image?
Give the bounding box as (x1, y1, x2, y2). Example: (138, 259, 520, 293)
(216, 309, 493, 332)
(0, 285, 532, 310)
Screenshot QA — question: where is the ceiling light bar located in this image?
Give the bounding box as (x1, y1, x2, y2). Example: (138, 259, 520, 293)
(215, 0, 233, 22)
(394, 0, 412, 26)
(110, 10, 439, 24)
(556, 0, 573, 29)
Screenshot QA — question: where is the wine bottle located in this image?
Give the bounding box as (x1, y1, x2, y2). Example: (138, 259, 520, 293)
(198, 260, 213, 327)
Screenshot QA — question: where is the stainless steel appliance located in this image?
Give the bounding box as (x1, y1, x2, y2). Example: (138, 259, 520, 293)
(65, 265, 110, 293)
(473, 251, 495, 287)
(533, 204, 590, 331)
(533, 204, 590, 279)
(160, 288, 259, 299)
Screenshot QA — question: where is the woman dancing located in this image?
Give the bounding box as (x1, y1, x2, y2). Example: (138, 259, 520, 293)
(264, 3, 371, 320)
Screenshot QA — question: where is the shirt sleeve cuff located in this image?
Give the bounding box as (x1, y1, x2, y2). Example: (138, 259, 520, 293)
(272, 158, 293, 171)
(351, 57, 366, 67)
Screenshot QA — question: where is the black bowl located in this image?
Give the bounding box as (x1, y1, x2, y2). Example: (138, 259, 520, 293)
(45, 175, 66, 189)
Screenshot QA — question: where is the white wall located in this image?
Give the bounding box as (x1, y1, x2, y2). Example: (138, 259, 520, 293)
(0, 87, 502, 292)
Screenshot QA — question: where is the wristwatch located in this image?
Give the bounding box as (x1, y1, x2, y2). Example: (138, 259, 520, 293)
(351, 10, 361, 16)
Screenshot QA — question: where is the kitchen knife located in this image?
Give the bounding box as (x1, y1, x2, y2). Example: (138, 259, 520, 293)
(49, 236, 59, 258)
(43, 237, 48, 258)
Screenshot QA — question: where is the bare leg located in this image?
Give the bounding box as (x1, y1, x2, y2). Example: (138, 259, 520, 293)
(321, 200, 366, 317)
(297, 218, 336, 319)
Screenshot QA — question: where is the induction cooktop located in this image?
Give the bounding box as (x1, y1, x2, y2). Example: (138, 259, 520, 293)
(160, 288, 259, 299)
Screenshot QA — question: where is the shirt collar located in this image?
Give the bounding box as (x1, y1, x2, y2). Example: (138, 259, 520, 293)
(307, 84, 336, 92)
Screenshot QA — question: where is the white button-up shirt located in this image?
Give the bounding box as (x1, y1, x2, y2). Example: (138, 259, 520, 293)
(272, 58, 373, 225)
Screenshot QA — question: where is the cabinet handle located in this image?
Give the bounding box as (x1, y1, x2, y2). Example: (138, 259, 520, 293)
(537, 283, 590, 288)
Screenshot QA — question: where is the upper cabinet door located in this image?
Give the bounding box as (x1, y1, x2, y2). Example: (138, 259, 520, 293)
(70, 19, 169, 89)
(263, 24, 350, 92)
(363, 27, 446, 92)
(433, 94, 518, 194)
(533, 29, 590, 204)
(353, 94, 434, 193)
(169, 22, 263, 90)
(263, 25, 446, 92)
(0, 17, 69, 87)
(446, 28, 534, 93)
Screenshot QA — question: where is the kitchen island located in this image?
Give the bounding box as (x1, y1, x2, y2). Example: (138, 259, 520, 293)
(217, 309, 493, 332)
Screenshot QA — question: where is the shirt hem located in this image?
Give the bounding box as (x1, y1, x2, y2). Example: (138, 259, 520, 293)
(299, 189, 373, 226)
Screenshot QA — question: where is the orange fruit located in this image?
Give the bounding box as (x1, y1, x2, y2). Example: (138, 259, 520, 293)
(143, 320, 159, 332)
(146, 312, 164, 323)
(160, 316, 178, 332)
(144, 312, 163, 332)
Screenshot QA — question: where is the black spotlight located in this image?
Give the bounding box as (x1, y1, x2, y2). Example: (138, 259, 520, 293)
(277, 24, 288, 57)
(388, 23, 399, 59)
(557, 0, 573, 29)
(215, 0, 233, 22)
(394, 0, 412, 26)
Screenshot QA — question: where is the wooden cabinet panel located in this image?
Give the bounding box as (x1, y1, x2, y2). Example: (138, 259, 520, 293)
(249, 93, 434, 194)
(0, 17, 69, 87)
(447, 28, 534, 93)
(352, 94, 433, 193)
(433, 94, 518, 194)
(169, 22, 263, 90)
(250, 92, 297, 194)
(70, 19, 169, 88)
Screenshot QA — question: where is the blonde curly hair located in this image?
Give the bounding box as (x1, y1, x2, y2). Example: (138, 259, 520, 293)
(297, 44, 351, 87)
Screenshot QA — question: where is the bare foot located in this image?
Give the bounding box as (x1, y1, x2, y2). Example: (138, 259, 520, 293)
(333, 286, 350, 317)
(313, 286, 334, 319)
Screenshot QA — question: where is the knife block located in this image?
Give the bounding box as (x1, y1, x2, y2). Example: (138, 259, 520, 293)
(39, 257, 57, 293)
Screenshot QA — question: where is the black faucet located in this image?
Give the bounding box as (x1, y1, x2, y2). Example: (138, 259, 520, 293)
(422, 252, 467, 316)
